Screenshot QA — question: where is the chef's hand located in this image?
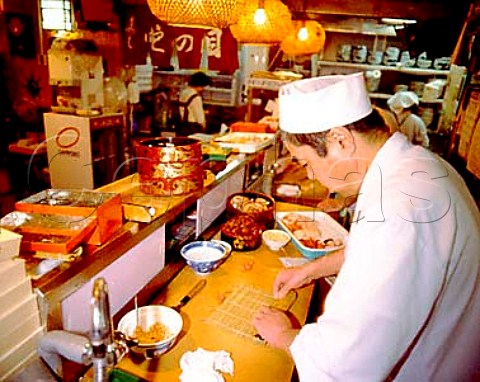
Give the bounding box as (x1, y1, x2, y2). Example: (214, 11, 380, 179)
(273, 267, 314, 299)
(252, 306, 298, 351)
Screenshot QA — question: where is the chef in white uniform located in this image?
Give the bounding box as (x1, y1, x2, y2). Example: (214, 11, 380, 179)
(387, 90, 430, 148)
(253, 73, 480, 381)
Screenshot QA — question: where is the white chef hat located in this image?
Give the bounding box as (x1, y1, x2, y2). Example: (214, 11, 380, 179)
(387, 91, 419, 114)
(279, 72, 372, 134)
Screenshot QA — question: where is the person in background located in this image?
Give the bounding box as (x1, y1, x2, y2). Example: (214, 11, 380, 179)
(178, 71, 211, 134)
(253, 73, 480, 381)
(387, 90, 430, 147)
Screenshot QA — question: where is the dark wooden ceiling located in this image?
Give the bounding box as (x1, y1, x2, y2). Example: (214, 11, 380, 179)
(282, 0, 472, 22)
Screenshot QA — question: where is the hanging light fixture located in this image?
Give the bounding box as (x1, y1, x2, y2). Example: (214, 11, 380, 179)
(297, 22, 309, 41)
(253, 1, 267, 25)
(280, 20, 326, 57)
(230, 0, 293, 44)
(146, 0, 245, 29)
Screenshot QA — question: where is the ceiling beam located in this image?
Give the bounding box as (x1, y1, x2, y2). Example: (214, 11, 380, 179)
(282, 0, 470, 21)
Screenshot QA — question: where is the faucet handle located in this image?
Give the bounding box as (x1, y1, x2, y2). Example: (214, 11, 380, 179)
(110, 339, 129, 364)
(82, 342, 93, 365)
(91, 278, 113, 346)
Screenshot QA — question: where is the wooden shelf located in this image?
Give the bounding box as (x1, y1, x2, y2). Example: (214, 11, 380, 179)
(318, 61, 450, 76)
(369, 92, 444, 104)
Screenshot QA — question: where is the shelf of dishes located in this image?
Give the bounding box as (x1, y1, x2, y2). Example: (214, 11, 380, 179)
(368, 92, 444, 104)
(318, 61, 450, 76)
(153, 70, 241, 107)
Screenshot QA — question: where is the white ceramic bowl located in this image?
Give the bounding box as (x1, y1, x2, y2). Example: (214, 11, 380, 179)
(180, 241, 228, 274)
(117, 305, 183, 355)
(417, 59, 432, 69)
(262, 229, 291, 251)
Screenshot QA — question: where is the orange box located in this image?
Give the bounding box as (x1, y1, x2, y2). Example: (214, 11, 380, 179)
(0, 212, 97, 253)
(15, 190, 123, 245)
(230, 122, 271, 133)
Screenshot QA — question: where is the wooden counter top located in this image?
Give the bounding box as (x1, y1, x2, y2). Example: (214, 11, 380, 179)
(115, 204, 315, 382)
(30, 157, 248, 330)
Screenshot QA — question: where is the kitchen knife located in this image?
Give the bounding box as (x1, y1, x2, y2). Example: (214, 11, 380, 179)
(172, 279, 207, 311)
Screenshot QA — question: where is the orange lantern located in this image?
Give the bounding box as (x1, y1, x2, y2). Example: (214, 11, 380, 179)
(146, 0, 244, 29)
(281, 20, 326, 56)
(230, 0, 294, 44)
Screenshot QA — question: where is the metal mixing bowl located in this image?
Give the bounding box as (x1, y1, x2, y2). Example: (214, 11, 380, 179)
(117, 305, 183, 357)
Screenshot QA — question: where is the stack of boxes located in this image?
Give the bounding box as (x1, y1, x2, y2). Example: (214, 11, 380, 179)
(0, 229, 44, 380)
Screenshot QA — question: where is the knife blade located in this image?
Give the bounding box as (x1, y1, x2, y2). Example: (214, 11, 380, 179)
(172, 279, 207, 311)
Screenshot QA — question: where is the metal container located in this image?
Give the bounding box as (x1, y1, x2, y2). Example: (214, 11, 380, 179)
(117, 305, 183, 358)
(134, 137, 203, 196)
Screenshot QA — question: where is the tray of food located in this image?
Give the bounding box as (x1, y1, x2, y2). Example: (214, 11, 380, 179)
(15, 189, 122, 245)
(0, 211, 96, 254)
(276, 211, 348, 259)
(213, 132, 276, 153)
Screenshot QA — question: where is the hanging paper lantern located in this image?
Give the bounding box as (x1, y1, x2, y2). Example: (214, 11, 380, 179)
(230, 0, 294, 44)
(281, 20, 326, 56)
(147, 0, 245, 29)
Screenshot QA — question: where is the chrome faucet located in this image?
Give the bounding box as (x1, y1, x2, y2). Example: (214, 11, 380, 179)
(82, 277, 127, 382)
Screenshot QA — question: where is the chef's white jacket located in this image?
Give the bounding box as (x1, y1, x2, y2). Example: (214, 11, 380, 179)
(291, 133, 480, 381)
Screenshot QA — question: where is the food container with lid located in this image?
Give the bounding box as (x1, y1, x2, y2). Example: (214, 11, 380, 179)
(135, 137, 203, 196)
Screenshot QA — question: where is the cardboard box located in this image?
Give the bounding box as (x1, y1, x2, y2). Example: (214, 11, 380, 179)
(15, 189, 123, 245)
(0, 312, 41, 355)
(0, 277, 32, 310)
(0, 326, 44, 380)
(0, 228, 22, 261)
(0, 258, 26, 291)
(0, 294, 39, 342)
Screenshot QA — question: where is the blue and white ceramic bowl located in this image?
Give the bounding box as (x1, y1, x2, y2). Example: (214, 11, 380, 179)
(180, 241, 228, 274)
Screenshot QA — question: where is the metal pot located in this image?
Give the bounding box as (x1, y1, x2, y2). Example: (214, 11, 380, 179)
(117, 305, 183, 359)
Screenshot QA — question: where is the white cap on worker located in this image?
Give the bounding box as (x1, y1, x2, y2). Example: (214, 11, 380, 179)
(387, 90, 419, 114)
(279, 72, 372, 134)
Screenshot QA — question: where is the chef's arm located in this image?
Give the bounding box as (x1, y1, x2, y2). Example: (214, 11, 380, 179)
(307, 248, 345, 279)
(273, 250, 345, 299)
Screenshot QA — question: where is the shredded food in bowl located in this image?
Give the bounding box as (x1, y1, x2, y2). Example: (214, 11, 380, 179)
(134, 322, 171, 344)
